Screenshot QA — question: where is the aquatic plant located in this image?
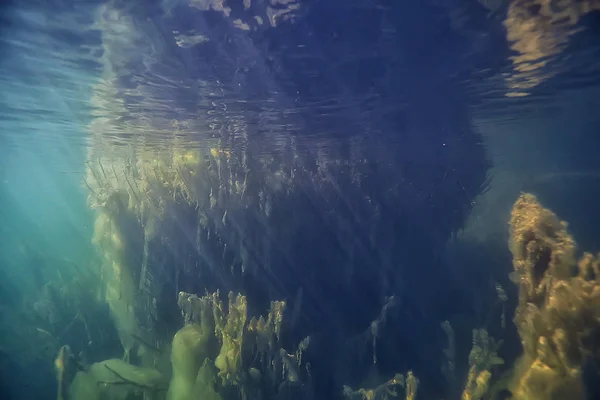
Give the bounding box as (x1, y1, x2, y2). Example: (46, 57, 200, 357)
(171, 290, 311, 399)
(91, 190, 143, 359)
(506, 193, 600, 399)
(342, 371, 417, 400)
(168, 323, 219, 400)
(461, 329, 504, 400)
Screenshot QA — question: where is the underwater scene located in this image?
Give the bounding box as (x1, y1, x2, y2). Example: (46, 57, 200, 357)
(1, 0, 600, 399)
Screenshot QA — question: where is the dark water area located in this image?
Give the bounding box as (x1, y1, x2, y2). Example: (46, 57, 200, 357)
(1, 1, 600, 400)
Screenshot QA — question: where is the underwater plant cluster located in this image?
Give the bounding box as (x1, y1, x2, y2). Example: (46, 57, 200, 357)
(1, 1, 600, 400)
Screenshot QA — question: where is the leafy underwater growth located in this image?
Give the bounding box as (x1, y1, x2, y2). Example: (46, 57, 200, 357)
(461, 329, 504, 400)
(508, 193, 600, 400)
(342, 371, 419, 400)
(172, 291, 310, 400)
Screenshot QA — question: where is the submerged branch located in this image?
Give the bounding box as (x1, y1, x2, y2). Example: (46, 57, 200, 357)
(102, 365, 166, 392)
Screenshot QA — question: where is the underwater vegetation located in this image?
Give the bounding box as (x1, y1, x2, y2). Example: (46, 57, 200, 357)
(34, 191, 597, 400)
(505, 194, 600, 399)
(80, 5, 491, 398)
(2, 1, 600, 400)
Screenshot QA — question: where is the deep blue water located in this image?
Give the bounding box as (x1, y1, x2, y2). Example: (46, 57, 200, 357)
(1, 1, 600, 399)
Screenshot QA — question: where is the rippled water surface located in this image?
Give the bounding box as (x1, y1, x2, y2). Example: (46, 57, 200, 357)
(2, 1, 598, 154)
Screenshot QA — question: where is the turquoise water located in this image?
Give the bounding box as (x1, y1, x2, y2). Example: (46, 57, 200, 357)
(1, 1, 600, 399)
